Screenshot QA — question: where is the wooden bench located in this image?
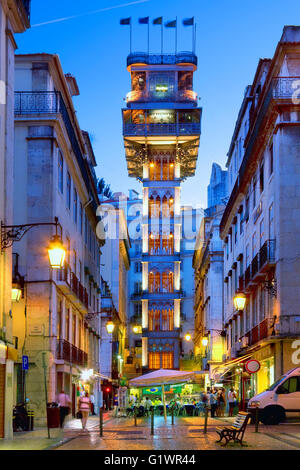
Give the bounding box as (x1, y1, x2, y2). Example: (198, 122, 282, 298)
(216, 411, 251, 446)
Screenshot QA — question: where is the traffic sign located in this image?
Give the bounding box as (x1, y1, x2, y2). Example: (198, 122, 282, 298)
(22, 355, 29, 370)
(245, 359, 260, 374)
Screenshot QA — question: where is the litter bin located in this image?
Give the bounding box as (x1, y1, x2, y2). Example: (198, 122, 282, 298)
(47, 402, 60, 428)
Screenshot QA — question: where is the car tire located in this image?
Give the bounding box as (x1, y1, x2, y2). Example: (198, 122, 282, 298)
(261, 406, 285, 425)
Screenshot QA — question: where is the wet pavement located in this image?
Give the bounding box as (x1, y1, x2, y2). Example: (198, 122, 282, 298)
(56, 415, 300, 451)
(1, 413, 300, 450)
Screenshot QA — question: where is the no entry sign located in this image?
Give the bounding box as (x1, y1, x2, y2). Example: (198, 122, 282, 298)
(245, 359, 261, 374)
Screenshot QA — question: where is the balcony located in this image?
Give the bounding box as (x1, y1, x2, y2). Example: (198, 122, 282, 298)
(245, 318, 270, 347)
(272, 76, 300, 100)
(56, 339, 88, 366)
(57, 263, 89, 312)
(244, 240, 276, 290)
(123, 122, 201, 137)
(126, 90, 197, 106)
(127, 51, 197, 67)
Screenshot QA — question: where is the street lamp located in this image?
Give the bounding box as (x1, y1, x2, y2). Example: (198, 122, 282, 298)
(11, 282, 22, 302)
(1, 217, 65, 270)
(106, 320, 115, 334)
(48, 235, 66, 269)
(184, 333, 192, 342)
(233, 292, 246, 311)
(202, 337, 208, 347)
(132, 325, 139, 334)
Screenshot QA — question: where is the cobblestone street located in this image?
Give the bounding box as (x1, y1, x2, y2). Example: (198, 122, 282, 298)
(55, 415, 300, 451)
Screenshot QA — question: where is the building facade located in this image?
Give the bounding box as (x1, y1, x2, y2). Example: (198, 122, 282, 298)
(0, 0, 30, 439)
(193, 164, 227, 384)
(12, 53, 103, 425)
(219, 26, 300, 404)
(122, 51, 202, 371)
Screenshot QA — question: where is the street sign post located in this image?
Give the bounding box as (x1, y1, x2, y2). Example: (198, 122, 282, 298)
(245, 359, 261, 374)
(22, 355, 29, 370)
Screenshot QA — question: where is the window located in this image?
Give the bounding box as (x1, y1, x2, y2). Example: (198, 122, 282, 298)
(66, 172, 71, 209)
(161, 352, 173, 369)
(252, 293, 257, 326)
(277, 377, 300, 394)
(253, 175, 257, 209)
(260, 162, 264, 193)
(84, 213, 88, 245)
(240, 208, 243, 234)
(79, 203, 83, 235)
(65, 308, 70, 341)
(259, 219, 264, 247)
(245, 195, 249, 223)
(234, 220, 238, 244)
(148, 352, 160, 369)
(72, 314, 76, 345)
(252, 232, 257, 257)
(57, 299, 62, 339)
(73, 188, 78, 224)
(269, 143, 274, 175)
(58, 151, 63, 194)
(269, 203, 274, 239)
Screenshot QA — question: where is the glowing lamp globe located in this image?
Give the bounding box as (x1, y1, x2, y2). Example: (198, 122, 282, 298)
(202, 337, 208, 347)
(48, 235, 66, 269)
(184, 333, 192, 342)
(132, 325, 139, 334)
(11, 284, 22, 302)
(234, 293, 246, 311)
(106, 321, 115, 334)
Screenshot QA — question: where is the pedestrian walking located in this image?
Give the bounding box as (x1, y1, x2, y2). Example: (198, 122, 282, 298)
(78, 391, 91, 430)
(228, 387, 237, 417)
(209, 389, 218, 418)
(57, 390, 71, 428)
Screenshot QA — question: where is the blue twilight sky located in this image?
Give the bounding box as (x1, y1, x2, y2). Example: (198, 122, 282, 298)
(15, 0, 300, 208)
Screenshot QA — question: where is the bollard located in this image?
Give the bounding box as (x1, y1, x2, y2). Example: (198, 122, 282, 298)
(171, 406, 174, 426)
(134, 406, 137, 426)
(28, 409, 34, 431)
(255, 406, 259, 433)
(203, 405, 208, 434)
(99, 408, 103, 437)
(151, 407, 154, 435)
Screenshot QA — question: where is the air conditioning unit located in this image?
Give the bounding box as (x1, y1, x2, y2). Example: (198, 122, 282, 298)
(242, 336, 249, 348)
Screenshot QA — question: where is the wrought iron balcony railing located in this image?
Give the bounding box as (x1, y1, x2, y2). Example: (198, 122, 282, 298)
(259, 239, 276, 269)
(123, 122, 201, 136)
(56, 339, 88, 366)
(126, 89, 197, 105)
(127, 51, 197, 67)
(58, 263, 89, 309)
(272, 76, 300, 100)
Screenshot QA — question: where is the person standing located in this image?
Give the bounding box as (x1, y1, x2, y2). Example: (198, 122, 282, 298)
(90, 393, 96, 415)
(57, 390, 71, 428)
(217, 388, 226, 417)
(228, 388, 237, 417)
(209, 389, 218, 418)
(78, 391, 91, 430)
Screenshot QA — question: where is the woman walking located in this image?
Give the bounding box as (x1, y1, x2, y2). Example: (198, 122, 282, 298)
(78, 391, 91, 430)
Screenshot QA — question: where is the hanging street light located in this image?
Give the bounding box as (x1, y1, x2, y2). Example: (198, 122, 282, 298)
(202, 337, 208, 347)
(11, 282, 22, 302)
(233, 292, 247, 311)
(106, 320, 115, 334)
(184, 332, 192, 342)
(48, 234, 66, 269)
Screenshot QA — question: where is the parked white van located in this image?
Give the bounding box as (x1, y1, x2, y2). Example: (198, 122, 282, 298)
(248, 367, 300, 424)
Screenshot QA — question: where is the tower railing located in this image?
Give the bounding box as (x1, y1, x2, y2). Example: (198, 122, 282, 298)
(127, 51, 197, 67)
(123, 122, 200, 136)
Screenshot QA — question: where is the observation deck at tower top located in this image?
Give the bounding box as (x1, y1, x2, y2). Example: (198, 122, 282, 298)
(127, 51, 198, 69)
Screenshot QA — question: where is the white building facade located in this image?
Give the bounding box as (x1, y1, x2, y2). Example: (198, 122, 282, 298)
(12, 53, 103, 424)
(220, 27, 300, 404)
